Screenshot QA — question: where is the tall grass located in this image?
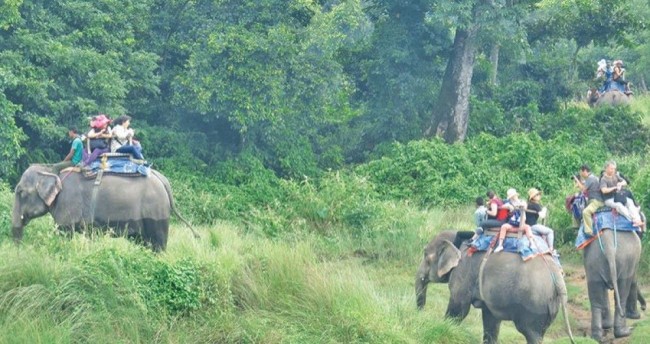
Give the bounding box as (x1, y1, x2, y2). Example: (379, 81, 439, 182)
(631, 94, 650, 126)
(0, 211, 482, 344)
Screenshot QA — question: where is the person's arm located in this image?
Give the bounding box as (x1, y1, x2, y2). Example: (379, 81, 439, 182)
(600, 178, 618, 194)
(574, 175, 586, 191)
(62, 146, 76, 161)
(486, 202, 498, 217)
(98, 127, 112, 139)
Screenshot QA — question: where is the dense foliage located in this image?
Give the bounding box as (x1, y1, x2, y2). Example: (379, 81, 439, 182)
(2, 1, 650, 342)
(1, 0, 649, 183)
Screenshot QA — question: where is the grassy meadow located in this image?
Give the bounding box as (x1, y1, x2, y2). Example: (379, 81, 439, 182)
(4, 97, 650, 343)
(0, 194, 613, 344)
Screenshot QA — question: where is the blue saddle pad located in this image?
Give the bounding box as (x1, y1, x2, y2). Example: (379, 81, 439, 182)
(575, 210, 640, 248)
(471, 233, 553, 261)
(88, 156, 150, 176)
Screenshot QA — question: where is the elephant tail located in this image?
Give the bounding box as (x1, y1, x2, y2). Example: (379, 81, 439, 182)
(559, 291, 576, 344)
(151, 170, 201, 239)
(551, 265, 575, 344)
(604, 234, 625, 316)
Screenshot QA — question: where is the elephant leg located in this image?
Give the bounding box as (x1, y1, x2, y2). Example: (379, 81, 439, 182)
(602, 295, 612, 330)
(587, 283, 607, 341)
(640, 289, 647, 311)
(444, 297, 471, 321)
(517, 325, 543, 344)
(614, 279, 633, 338)
(141, 219, 169, 252)
(626, 280, 642, 319)
(481, 308, 501, 344)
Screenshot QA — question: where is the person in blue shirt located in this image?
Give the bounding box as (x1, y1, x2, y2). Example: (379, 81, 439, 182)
(52, 127, 84, 173)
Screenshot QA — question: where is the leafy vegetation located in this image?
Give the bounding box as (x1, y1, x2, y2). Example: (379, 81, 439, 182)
(3, 0, 650, 342)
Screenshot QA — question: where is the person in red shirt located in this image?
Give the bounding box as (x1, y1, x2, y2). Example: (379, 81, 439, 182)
(485, 190, 508, 221)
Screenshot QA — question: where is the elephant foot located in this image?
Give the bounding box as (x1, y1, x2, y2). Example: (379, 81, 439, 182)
(591, 331, 604, 343)
(626, 310, 641, 319)
(614, 326, 632, 338)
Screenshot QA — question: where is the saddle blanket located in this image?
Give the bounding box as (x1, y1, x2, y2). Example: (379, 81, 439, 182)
(87, 155, 150, 176)
(470, 231, 558, 264)
(575, 210, 641, 249)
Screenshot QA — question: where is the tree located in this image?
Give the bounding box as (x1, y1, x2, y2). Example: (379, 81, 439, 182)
(425, 0, 529, 143)
(0, 0, 159, 170)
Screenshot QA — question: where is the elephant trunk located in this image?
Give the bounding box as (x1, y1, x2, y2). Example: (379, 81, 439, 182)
(11, 196, 24, 243)
(415, 261, 430, 309)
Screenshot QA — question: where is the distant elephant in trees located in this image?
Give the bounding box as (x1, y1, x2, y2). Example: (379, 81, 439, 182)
(12, 165, 198, 251)
(583, 229, 641, 341)
(588, 89, 631, 107)
(415, 231, 574, 344)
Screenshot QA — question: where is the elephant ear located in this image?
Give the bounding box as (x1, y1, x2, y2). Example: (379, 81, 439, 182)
(36, 172, 63, 207)
(436, 240, 462, 278)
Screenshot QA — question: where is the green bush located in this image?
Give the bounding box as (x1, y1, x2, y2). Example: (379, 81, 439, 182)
(535, 104, 650, 155)
(0, 183, 12, 239)
(80, 248, 204, 316)
(356, 133, 606, 207)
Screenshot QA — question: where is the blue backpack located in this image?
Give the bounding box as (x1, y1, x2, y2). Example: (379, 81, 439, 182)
(508, 208, 522, 227)
(571, 193, 587, 221)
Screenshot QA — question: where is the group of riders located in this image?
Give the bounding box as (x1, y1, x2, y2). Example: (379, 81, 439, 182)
(471, 160, 644, 256)
(53, 114, 145, 173)
(588, 58, 633, 101)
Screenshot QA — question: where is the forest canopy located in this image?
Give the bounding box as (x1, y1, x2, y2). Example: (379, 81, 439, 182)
(1, 0, 649, 184)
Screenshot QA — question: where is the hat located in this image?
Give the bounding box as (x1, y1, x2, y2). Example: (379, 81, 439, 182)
(527, 188, 541, 200)
(614, 60, 623, 66)
(506, 188, 519, 200)
(91, 114, 111, 129)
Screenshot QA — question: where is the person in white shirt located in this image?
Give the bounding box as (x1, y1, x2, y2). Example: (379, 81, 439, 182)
(111, 115, 144, 160)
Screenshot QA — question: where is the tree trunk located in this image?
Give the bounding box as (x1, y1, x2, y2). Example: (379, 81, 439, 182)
(425, 27, 478, 143)
(489, 43, 500, 85)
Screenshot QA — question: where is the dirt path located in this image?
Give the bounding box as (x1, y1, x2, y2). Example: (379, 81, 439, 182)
(561, 261, 645, 343)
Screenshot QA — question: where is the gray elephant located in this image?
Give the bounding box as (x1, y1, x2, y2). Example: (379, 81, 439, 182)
(588, 89, 631, 107)
(582, 229, 641, 341)
(416, 230, 574, 344)
(12, 164, 198, 251)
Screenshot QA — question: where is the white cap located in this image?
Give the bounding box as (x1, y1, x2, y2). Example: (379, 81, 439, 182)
(506, 188, 519, 200)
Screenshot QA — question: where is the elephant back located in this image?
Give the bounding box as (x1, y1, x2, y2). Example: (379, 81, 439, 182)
(480, 254, 563, 317)
(595, 90, 631, 107)
(52, 172, 171, 226)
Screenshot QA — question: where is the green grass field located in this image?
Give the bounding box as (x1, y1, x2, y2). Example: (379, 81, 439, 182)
(2, 95, 650, 343)
(5, 205, 646, 343)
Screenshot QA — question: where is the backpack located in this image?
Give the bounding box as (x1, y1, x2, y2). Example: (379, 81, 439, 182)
(570, 193, 587, 221)
(508, 209, 522, 227)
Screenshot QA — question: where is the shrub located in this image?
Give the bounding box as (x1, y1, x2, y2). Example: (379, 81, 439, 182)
(356, 133, 606, 207)
(535, 104, 650, 155)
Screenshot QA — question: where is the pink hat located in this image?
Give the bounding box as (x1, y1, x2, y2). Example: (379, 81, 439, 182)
(91, 114, 111, 129)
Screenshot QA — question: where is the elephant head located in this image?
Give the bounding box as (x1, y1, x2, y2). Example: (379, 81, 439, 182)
(415, 230, 466, 309)
(12, 165, 62, 241)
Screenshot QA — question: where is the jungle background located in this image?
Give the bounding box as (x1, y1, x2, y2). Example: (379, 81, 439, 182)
(2, 0, 650, 342)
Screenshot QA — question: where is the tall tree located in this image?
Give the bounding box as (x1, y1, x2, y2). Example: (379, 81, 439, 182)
(425, 0, 537, 143)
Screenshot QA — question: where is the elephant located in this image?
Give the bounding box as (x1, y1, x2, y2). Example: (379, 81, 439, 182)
(582, 229, 641, 341)
(12, 164, 199, 251)
(415, 230, 574, 344)
(587, 89, 631, 107)
(626, 279, 646, 319)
